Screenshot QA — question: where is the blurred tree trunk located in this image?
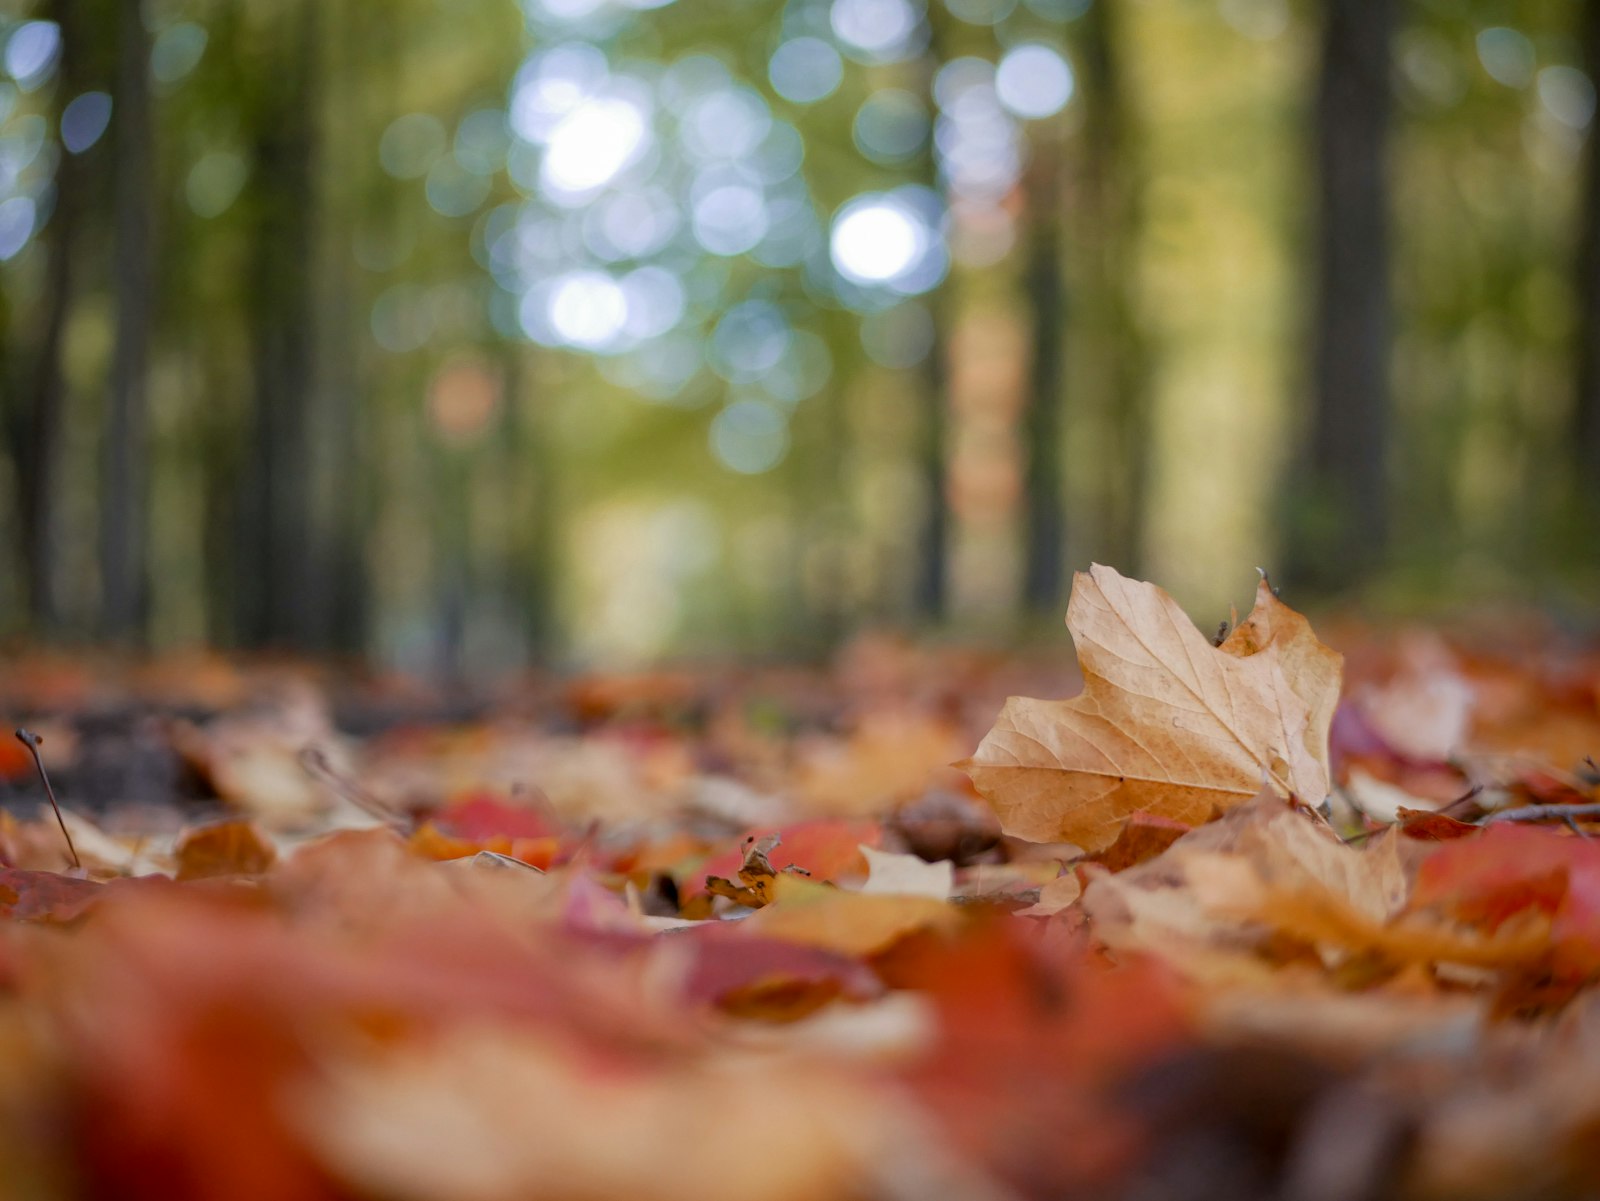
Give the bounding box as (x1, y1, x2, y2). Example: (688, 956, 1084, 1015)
(915, 304, 950, 622)
(499, 347, 553, 659)
(100, 0, 155, 642)
(1071, 0, 1148, 577)
(1574, 1, 1600, 500)
(913, 11, 949, 623)
(1290, 0, 1394, 587)
(318, 0, 368, 656)
(236, 0, 322, 648)
(18, 0, 95, 632)
(1021, 139, 1065, 614)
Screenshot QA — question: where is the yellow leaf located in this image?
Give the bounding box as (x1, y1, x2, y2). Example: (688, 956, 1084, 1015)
(744, 876, 959, 957)
(962, 565, 1342, 852)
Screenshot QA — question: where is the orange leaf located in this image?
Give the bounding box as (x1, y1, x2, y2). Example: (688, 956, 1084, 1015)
(175, 821, 278, 881)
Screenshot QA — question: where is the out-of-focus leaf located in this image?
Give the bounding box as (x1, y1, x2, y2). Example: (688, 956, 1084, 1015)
(857, 844, 952, 899)
(0, 869, 103, 922)
(743, 875, 959, 956)
(691, 818, 881, 893)
(175, 821, 277, 881)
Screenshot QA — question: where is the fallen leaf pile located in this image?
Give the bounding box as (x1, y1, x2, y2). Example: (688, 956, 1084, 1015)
(7, 569, 1600, 1199)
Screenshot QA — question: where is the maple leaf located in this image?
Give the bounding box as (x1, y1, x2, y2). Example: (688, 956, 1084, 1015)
(962, 565, 1343, 853)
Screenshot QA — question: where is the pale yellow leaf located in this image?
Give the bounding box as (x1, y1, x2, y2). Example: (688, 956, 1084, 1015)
(857, 845, 953, 900)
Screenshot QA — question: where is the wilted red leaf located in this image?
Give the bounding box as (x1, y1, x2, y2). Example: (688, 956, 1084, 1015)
(434, 791, 560, 842)
(1395, 807, 1480, 841)
(673, 922, 882, 1018)
(1411, 824, 1600, 975)
(0, 869, 102, 922)
(878, 914, 1191, 1193)
(691, 818, 881, 892)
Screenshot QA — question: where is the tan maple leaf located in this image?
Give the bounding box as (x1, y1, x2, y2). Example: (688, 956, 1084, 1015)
(961, 565, 1342, 853)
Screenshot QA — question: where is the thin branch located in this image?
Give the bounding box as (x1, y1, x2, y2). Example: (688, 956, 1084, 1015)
(1484, 801, 1600, 827)
(13, 729, 80, 869)
(298, 746, 407, 829)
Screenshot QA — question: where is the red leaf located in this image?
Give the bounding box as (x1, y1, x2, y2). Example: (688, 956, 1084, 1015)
(436, 792, 560, 842)
(691, 818, 882, 892)
(0, 869, 103, 922)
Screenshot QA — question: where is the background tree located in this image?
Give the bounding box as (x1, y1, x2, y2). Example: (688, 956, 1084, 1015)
(1289, 0, 1396, 589)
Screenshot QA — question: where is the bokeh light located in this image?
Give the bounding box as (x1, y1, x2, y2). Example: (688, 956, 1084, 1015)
(547, 269, 629, 349)
(944, 0, 1015, 26)
(186, 151, 249, 218)
(830, 0, 926, 65)
(769, 38, 844, 105)
(829, 190, 945, 293)
(1477, 27, 1536, 90)
(380, 113, 448, 180)
(710, 399, 789, 473)
(540, 92, 652, 201)
(151, 22, 207, 85)
(1538, 66, 1596, 131)
(854, 89, 928, 164)
(60, 92, 113, 155)
(995, 45, 1074, 119)
(0, 195, 35, 261)
(5, 22, 60, 91)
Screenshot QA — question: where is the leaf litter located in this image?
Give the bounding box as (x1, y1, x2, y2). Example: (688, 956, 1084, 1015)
(6, 568, 1600, 1198)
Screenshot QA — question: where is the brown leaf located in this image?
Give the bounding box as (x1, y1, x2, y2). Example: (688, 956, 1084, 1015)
(1092, 812, 1194, 873)
(1083, 794, 1545, 985)
(175, 821, 278, 881)
(704, 834, 788, 908)
(964, 566, 1343, 852)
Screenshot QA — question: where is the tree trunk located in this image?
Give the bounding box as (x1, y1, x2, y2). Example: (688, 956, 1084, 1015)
(236, 0, 321, 648)
(100, 0, 155, 642)
(1075, 0, 1148, 577)
(20, 0, 95, 633)
(1574, 2, 1600, 500)
(1291, 0, 1395, 587)
(912, 10, 949, 623)
(1022, 140, 1066, 614)
(914, 307, 950, 622)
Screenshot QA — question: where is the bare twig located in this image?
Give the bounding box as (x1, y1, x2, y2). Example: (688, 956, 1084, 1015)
(299, 746, 408, 829)
(13, 729, 80, 869)
(1484, 801, 1600, 827)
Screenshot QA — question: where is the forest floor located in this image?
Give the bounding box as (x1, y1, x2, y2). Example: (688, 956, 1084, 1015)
(3, 569, 1600, 1200)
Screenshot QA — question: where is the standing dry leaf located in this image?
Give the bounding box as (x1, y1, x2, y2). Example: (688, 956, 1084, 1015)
(962, 565, 1342, 852)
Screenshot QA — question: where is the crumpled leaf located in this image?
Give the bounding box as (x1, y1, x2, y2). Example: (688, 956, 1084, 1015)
(1084, 795, 1548, 985)
(964, 565, 1343, 852)
(1016, 872, 1083, 917)
(704, 834, 793, 908)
